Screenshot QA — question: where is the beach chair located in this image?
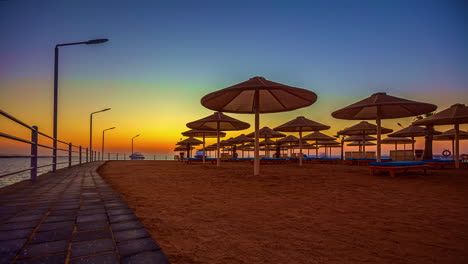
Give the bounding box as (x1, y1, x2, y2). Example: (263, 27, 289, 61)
(422, 159, 455, 169)
(368, 161, 430, 177)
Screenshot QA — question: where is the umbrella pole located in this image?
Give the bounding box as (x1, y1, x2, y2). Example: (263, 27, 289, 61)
(362, 134, 366, 158)
(217, 123, 220, 167)
(376, 118, 382, 162)
(254, 92, 260, 176)
(242, 143, 245, 159)
(315, 140, 318, 158)
(203, 134, 206, 164)
(455, 123, 460, 168)
(452, 139, 454, 159)
(299, 128, 303, 166)
(412, 136, 415, 160)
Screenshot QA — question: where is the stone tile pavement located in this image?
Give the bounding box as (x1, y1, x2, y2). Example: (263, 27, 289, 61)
(0, 162, 170, 264)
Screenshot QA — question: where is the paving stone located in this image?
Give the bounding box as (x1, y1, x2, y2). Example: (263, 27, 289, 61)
(114, 228, 150, 242)
(0, 228, 33, 241)
(70, 238, 115, 258)
(0, 238, 28, 264)
(107, 208, 133, 216)
(0, 221, 40, 231)
(20, 240, 68, 258)
(79, 208, 106, 215)
(76, 221, 109, 232)
(31, 229, 73, 244)
(14, 253, 67, 264)
(117, 237, 160, 257)
(80, 205, 104, 210)
(111, 221, 143, 232)
(77, 214, 107, 223)
(48, 209, 78, 216)
(69, 252, 119, 264)
(37, 221, 74, 232)
(43, 215, 76, 223)
(122, 250, 170, 264)
(72, 229, 112, 242)
(109, 214, 137, 223)
(6, 214, 44, 223)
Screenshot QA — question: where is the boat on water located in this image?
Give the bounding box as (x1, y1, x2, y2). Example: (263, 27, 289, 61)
(129, 152, 145, 160)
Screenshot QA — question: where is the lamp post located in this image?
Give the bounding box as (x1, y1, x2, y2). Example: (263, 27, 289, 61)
(53, 38, 109, 171)
(90, 108, 111, 161)
(131, 134, 140, 154)
(102, 127, 116, 160)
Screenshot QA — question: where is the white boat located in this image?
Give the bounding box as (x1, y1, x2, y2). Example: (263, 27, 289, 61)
(129, 152, 145, 160)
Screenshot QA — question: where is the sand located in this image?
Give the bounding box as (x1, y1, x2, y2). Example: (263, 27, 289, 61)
(98, 161, 468, 264)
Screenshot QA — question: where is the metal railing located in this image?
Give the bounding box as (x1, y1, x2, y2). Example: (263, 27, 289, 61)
(0, 109, 98, 181)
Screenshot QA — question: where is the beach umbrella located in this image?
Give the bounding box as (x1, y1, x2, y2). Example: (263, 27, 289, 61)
(343, 135, 376, 153)
(433, 129, 468, 157)
(186, 112, 250, 167)
(381, 137, 414, 160)
(347, 141, 376, 146)
(337, 121, 393, 159)
(201, 76, 317, 175)
(332, 92, 437, 162)
(231, 134, 254, 158)
(277, 135, 299, 156)
(316, 140, 341, 158)
(388, 125, 441, 160)
(247, 127, 285, 158)
(176, 137, 203, 158)
(302, 131, 336, 158)
(274, 116, 330, 165)
(413, 104, 468, 168)
(182, 129, 226, 163)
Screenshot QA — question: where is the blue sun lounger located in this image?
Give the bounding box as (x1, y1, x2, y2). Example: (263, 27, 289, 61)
(368, 161, 430, 177)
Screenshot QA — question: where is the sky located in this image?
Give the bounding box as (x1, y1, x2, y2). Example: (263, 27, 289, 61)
(1, 0, 467, 158)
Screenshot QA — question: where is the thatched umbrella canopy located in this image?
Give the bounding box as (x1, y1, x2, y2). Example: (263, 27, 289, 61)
(247, 127, 285, 158)
(388, 125, 441, 160)
(231, 134, 255, 158)
(413, 104, 468, 168)
(181, 129, 226, 162)
(332, 92, 437, 162)
(201, 76, 317, 175)
(187, 112, 250, 167)
(433, 129, 468, 158)
(176, 137, 203, 158)
(347, 141, 376, 146)
(343, 135, 377, 142)
(302, 131, 336, 157)
(274, 116, 330, 165)
(381, 137, 414, 160)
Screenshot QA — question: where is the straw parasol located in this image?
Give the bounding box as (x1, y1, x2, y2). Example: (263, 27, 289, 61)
(316, 140, 341, 158)
(176, 137, 203, 158)
(302, 131, 336, 158)
(174, 145, 194, 151)
(413, 104, 468, 168)
(347, 141, 376, 146)
(337, 121, 393, 158)
(247, 127, 285, 158)
(201, 76, 317, 175)
(186, 112, 250, 167)
(381, 137, 414, 160)
(388, 125, 441, 160)
(433, 128, 468, 161)
(332, 92, 437, 162)
(343, 135, 377, 142)
(277, 135, 299, 156)
(182, 129, 226, 163)
(274, 116, 330, 165)
(231, 134, 255, 158)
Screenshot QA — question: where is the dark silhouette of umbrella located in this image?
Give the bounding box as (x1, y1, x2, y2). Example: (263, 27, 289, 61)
(201, 76, 317, 175)
(231, 134, 254, 158)
(186, 112, 250, 167)
(302, 131, 336, 158)
(413, 104, 468, 168)
(337, 121, 393, 159)
(176, 137, 203, 158)
(332, 92, 437, 161)
(182, 129, 226, 163)
(247, 127, 285, 158)
(381, 137, 414, 160)
(388, 125, 441, 160)
(274, 116, 330, 165)
(433, 129, 468, 157)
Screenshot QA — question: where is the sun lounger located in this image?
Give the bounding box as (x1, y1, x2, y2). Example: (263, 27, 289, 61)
(369, 161, 429, 177)
(185, 158, 216, 164)
(422, 159, 455, 169)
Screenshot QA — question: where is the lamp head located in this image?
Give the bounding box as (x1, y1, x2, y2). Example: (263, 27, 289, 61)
(87, 38, 109, 45)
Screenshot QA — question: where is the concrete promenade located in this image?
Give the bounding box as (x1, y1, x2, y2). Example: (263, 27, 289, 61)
(0, 162, 170, 264)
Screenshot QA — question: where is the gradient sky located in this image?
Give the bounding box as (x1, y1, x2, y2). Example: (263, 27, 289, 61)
(1, 0, 467, 157)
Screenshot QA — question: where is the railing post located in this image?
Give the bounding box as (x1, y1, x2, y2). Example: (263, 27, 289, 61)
(68, 143, 72, 168)
(30, 126, 38, 182)
(79, 146, 82, 165)
(86, 148, 88, 162)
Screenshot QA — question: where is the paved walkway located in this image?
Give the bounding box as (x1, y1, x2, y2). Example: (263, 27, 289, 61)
(0, 162, 170, 264)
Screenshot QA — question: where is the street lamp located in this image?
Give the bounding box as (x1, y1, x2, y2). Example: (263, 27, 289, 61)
(53, 38, 109, 170)
(102, 127, 116, 159)
(132, 134, 140, 154)
(90, 108, 111, 161)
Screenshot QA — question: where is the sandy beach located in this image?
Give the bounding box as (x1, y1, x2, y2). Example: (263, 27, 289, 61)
(97, 161, 468, 264)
